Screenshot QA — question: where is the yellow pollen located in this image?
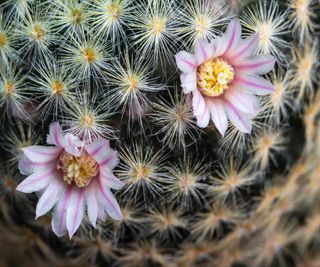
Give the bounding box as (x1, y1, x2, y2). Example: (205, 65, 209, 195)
(4, 81, 14, 95)
(83, 48, 96, 63)
(71, 9, 83, 24)
(0, 32, 6, 48)
(106, 3, 121, 19)
(31, 24, 44, 41)
(51, 80, 64, 95)
(58, 151, 99, 188)
(197, 57, 234, 97)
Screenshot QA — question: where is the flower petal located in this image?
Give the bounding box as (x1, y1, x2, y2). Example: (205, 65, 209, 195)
(16, 169, 57, 193)
(85, 181, 99, 227)
(222, 18, 242, 55)
(207, 98, 228, 136)
(235, 55, 276, 75)
(52, 187, 72, 237)
(195, 39, 214, 63)
(224, 100, 252, 133)
(23, 146, 62, 164)
(175, 51, 197, 73)
(36, 180, 65, 219)
(192, 89, 206, 116)
(66, 188, 85, 238)
(100, 168, 124, 190)
(98, 181, 122, 220)
(64, 133, 82, 157)
(224, 87, 257, 114)
(181, 71, 197, 94)
(85, 138, 119, 169)
(233, 74, 274, 95)
(18, 155, 56, 176)
(47, 122, 65, 148)
(227, 34, 259, 63)
(196, 104, 210, 128)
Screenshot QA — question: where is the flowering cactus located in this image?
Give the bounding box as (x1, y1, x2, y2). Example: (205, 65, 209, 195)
(17, 122, 123, 238)
(175, 18, 275, 134)
(0, 0, 319, 267)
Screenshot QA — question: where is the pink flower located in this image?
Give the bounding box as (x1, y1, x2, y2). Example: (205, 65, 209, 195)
(17, 122, 124, 238)
(175, 18, 275, 136)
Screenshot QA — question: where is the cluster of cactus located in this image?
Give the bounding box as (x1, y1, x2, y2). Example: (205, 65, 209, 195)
(0, 0, 320, 266)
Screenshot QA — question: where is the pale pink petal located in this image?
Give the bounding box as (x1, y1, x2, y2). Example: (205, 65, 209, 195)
(175, 51, 197, 73)
(196, 104, 210, 128)
(64, 133, 82, 157)
(224, 87, 257, 114)
(36, 180, 65, 219)
(46, 122, 65, 148)
(207, 98, 228, 136)
(18, 155, 56, 176)
(221, 19, 242, 55)
(23, 146, 62, 164)
(66, 187, 85, 238)
(211, 36, 225, 57)
(181, 71, 197, 94)
(52, 187, 72, 237)
(192, 89, 206, 116)
(235, 55, 276, 75)
(97, 208, 107, 221)
(195, 39, 214, 63)
(98, 180, 122, 220)
(16, 169, 58, 193)
(233, 74, 274, 95)
(85, 181, 99, 227)
(100, 168, 124, 190)
(224, 100, 252, 133)
(85, 138, 119, 169)
(227, 34, 259, 63)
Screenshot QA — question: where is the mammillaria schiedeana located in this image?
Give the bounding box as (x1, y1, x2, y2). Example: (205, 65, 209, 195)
(0, 0, 319, 267)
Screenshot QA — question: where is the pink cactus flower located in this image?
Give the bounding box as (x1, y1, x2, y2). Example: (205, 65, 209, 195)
(17, 122, 124, 238)
(175, 18, 275, 136)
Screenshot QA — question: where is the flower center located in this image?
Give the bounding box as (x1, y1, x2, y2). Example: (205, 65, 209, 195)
(0, 32, 6, 48)
(197, 57, 234, 97)
(58, 151, 99, 188)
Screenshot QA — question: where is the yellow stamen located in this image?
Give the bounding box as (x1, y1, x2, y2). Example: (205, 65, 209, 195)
(0, 32, 6, 48)
(58, 151, 99, 188)
(197, 57, 234, 97)
(51, 81, 64, 95)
